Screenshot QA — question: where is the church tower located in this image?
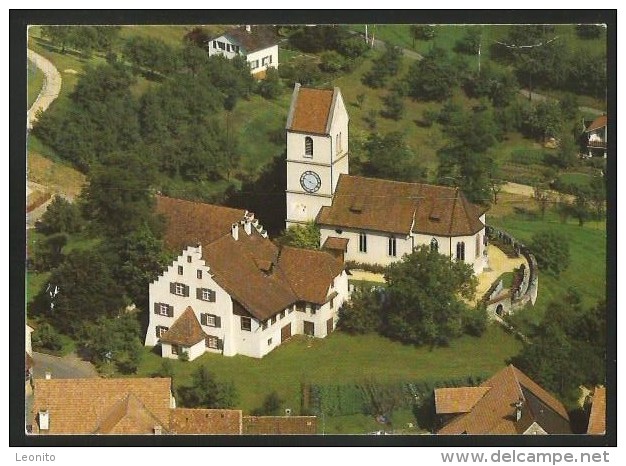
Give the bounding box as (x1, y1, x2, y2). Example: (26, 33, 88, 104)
(285, 83, 349, 228)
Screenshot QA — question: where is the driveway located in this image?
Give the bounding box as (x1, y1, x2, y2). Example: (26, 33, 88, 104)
(27, 49, 62, 129)
(32, 351, 99, 380)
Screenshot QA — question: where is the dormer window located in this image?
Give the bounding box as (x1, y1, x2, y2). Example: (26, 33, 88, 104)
(304, 137, 313, 158)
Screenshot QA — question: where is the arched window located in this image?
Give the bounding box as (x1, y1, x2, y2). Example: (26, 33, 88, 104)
(304, 137, 313, 158)
(388, 237, 397, 257)
(430, 237, 439, 253)
(456, 241, 465, 261)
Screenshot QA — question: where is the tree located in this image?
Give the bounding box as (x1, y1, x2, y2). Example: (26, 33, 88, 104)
(82, 150, 159, 238)
(31, 322, 64, 353)
(454, 27, 482, 55)
(278, 222, 320, 249)
(288, 25, 347, 53)
(382, 246, 478, 347)
(40, 26, 74, 53)
(571, 186, 592, 227)
(533, 185, 552, 219)
(410, 25, 436, 42)
(576, 24, 604, 39)
(511, 294, 606, 403)
(406, 47, 459, 101)
(519, 100, 563, 141)
(184, 26, 211, 48)
(30, 233, 67, 272)
(36, 196, 83, 235)
(362, 45, 403, 89)
(364, 132, 426, 182)
(177, 366, 238, 408)
(589, 174, 606, 218)
(319, 50, 345, 73)
(530, 230, 570, 276)
(43, 248, 126, 335)
(123, 36, 180, 77)
(257, 67, 282, 100)
(337, 36, 369, 58)
(356, 93, 366, 108)
(180, 43, 209, 77)
(337, 288, 383, 334)
(252, 391, 284, 416)
(381, 91, 404, 120)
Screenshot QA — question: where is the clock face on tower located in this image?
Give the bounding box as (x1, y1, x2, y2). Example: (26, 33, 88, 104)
(300, 170, 322, 193)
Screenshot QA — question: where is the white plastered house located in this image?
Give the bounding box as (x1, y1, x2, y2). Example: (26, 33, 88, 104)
(145, 196, 348, 360)
(207, 25, 278, 78)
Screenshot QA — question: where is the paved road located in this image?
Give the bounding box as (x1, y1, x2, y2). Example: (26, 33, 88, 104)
(27, 49, 62, 129)
(32, 351, 99, 380)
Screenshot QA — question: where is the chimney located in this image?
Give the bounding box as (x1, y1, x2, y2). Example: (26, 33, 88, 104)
(514, 400, 524, 422)
(245, 25, 251, 33)
(153, 425, 162, 435)
(243, 219, 252, 236)
(45, 371, 51, 380)
(231, 223, 239, 241)
(39, 410, 50, 431)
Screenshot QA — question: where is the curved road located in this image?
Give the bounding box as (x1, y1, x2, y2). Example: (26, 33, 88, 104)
(27, 49, 62, 129)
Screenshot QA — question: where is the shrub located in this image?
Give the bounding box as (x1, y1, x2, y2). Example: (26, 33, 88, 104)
(32, 322, 64, 353)
(530, 230, 571, 276)
(319, 50, 345, 73)
(337, 288, 383, 335)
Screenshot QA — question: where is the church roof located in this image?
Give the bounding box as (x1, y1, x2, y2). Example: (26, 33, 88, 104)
(317, 175, 485, 237)
(159, 306, 208, 347)
(31, 378, 172, 434)
(437, 365, 571, 435)
(286, 84, 336, 135)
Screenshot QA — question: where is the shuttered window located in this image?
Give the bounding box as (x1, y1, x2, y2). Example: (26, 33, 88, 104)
(155, 326, 169, 338)
(196, 287, 216, 302)
(241, 316, 252, 331)
(205, 336, 221, 349)
(200, 313, 221, 328)
(154, 303, 174, 317)
(170, 282, 189, 297)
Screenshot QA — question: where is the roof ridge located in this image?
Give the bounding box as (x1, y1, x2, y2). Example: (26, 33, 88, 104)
(157, 195, 245, 213)
(342, 174, 460, 192)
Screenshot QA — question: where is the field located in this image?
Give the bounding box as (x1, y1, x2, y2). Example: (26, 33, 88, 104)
(134, 325, 521, 432)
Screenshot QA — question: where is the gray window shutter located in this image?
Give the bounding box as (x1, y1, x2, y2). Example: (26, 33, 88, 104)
(200, 313, 207, 325)
(209, 290, 216, 302)
(154, 303, 160, 314)
(167, 305, 174, 317)
(215, 316, 221, 328)
(196, 288, 203, 300)
(170, 282, 176, 294)
(217, 338, 223, 350)
(183, 285, 190, 297)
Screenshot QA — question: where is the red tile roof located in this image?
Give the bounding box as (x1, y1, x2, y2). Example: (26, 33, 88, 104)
(31, 378, 172, 434)
(220, 26, 278, 53)
(435, 387, 491, 414)
(159, 306, 207, 347)
(242, 416, 318, 435)
(437, 365, 571, 435)
(170, 408, 242, 434)
(317, 175, 485, 237)
(586, 115, 607, 132)
(587, 386, 606, 435)
(322, 236, 349, 251)
(287, 85, 335, 135)
(156, 195, 245, 253)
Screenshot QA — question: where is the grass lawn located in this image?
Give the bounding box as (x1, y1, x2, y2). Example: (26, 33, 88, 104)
(489, 210, 606, 332)
(27, 144, 87, 199)
(134, 325, 521, 425)
(557, 172, 592, 188)
(27, 59, 45, 109)
(118, 25, 226, 49)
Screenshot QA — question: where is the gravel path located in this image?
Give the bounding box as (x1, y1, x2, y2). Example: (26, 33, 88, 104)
(518, 88, 605, 116)
(27, 49, 62, 129)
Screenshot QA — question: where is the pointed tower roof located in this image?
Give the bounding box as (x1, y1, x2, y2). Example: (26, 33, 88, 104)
(160, 307, 207, 347)
(286, 83, 341, 135)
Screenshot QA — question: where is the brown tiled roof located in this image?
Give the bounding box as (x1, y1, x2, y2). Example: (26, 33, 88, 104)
(322, 236, 349, 251)
(317, 175, 485, 237)
(170, 408, 242, 434)
(155, 195, 245, 253)
(278, 246, 344, 304)
(242, 416, 317, 435)
(220, 25, 277, 53)
(287, 85, 335, 135)
(437, 365, 571, 435)
(587, 386, 606, 435)
(435, 387, 491, 414)
(586, 115, 607, 132)
(160, 306, 207, 347)
(31, 378, 172, 434)
(94, 393, 168, 435)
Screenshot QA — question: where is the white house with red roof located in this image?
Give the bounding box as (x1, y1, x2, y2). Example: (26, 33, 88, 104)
(145, 196, 348, 360)
(583, 114, 607, 158)
(285, 84, 488, 273)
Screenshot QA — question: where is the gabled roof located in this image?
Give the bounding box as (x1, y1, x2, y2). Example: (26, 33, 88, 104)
(156, 195, 245, 253)
(322, 236, 349, 252)
(217, 26, 278, 53)
(278, 246, 344, 304)
(317, 175, 485, 237)
(160, 306, 208, 347)
(170, 408, 242, 434)
(435, 387, 491, 414)
(242, 416, 318, 435)
(586, 115, 607, 132)
(587, 386, 606, 435)
(437, 365, 571, 435)
(31, 378, 172, 434)
(286, 84, 336, 135)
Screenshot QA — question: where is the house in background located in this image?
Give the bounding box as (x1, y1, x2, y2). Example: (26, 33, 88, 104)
(145, 196, 348, 360)
(207, 25, 278, 78)
(583, 114, 607, 158)
(30, 377, 317, 435)
(435, 365, 572, 435)
(586, 386, 606, 435)
(284, 83, 488, 273)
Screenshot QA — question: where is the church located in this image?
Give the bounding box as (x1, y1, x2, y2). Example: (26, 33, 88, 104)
(285, 84, 488, 273)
